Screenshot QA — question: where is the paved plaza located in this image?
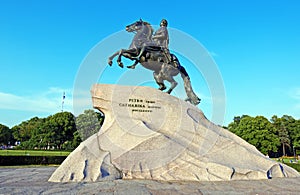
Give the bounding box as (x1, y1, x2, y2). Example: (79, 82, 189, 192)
(0, 167, 299, 194)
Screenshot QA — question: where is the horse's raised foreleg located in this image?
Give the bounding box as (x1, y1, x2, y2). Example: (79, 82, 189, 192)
(116, 48, 140, 68)
(116, 49, 125, 68)
(108, 49, 125, 67)
(108, 51, 119, 66)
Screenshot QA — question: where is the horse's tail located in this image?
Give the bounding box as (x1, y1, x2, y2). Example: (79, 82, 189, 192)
(179, 66, 201, 105)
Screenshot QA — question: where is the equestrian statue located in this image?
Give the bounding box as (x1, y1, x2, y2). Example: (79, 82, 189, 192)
(108, 19, 201, 105)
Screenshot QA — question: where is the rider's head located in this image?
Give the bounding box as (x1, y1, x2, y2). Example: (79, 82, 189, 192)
(160, 19, 168, 27)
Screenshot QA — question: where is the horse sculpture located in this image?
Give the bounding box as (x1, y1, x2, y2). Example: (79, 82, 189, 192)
(108, 19, 201, 105)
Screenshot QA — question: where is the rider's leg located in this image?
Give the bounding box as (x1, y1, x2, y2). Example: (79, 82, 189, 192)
(137, 46, 145, 58)
(163, 48, 172, 64)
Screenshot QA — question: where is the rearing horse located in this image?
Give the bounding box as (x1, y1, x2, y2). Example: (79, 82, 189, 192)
(108, 19, 201, 105)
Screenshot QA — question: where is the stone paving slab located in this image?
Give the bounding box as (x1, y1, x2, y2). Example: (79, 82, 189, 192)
(0, 167, 299, 194)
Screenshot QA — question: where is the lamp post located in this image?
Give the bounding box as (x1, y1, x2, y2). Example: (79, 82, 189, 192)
(61, 92, 65, 112)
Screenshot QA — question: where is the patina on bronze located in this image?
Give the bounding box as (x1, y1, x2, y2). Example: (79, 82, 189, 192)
(108, 19, 200, 105)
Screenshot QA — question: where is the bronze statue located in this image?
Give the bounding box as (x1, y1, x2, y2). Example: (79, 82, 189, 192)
(108, 19, 200, 105)
(137, 19, 173, 65)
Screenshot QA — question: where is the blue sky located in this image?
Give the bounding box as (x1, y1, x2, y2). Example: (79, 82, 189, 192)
(1, 0, 300, 127)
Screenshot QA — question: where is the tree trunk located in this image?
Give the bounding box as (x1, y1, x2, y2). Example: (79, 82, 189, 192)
(282, 143, 286, 156)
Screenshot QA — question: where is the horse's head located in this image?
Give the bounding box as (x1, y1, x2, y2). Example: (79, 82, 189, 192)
(126, 19, 154, 49)
(125, 19, 145, 33)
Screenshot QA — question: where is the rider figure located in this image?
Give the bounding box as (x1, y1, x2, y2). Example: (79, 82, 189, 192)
(152, 19, 169, 49)
(137, 19, 179, 68)
(152, 19, 174, 65)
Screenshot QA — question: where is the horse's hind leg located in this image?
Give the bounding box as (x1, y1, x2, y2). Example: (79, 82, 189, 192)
(159, 63, 178, 94)
(166, 76, 177, 94)
(153, 72, 166, 91)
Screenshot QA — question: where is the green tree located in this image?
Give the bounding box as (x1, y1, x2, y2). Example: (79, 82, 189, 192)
(228, 115, 249, 134)
(12, 119, 33, 143)
(29, 118, 51, 149)
(271, 115, 291, 156)
(72, 130, 82, 148)
(272, 115, 300, 156)
(45, 112, 77, 149)
(75, 109, 103, 141)
(290, 119, 300, 149)
(10, 112, 83, 150)
(0, 124, 13, 145)
(12, 117, 44, 149)
(228, 115, 280, 155)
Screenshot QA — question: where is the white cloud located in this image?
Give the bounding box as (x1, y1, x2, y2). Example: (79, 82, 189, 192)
(0, 84, 220, 117)
(0, 88, 73, 113)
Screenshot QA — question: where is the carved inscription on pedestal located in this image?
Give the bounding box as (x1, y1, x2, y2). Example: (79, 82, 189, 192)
(119, 98, 161, 113)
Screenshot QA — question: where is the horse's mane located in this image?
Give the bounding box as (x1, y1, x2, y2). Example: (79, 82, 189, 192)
(142, 21, 150, 25)
(142, 21, 154, 37)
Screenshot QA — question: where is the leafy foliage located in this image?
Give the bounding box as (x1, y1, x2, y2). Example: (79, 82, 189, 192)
(271, 115, 291, 156)
(229, 114, 300, 157)
(0, 124, 13, 145)
(290, 120, 300, 148)
(228, 115, 280, 155)
(0, 110, 105, 151)
(1, 109, 299, 157)
(46, 112, 77, 149)
(8, 112, 81, 150)
(75, 109, 103, 141)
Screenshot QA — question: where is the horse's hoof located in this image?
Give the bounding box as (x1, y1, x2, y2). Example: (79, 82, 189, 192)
(196, 98, 201, 104)
(159, 86, 166, 91)
(166, 90, 172, 94)
(127, 65, 135, 69)
(193, 98, 201, 105)
(108, 60, 112, 66)
(118, 62, 124, 68)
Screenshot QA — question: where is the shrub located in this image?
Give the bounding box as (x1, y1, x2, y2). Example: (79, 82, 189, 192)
(0, 156, 66, 166)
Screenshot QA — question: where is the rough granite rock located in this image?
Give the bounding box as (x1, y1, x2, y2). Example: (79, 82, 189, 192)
(49, 84, 299, 182)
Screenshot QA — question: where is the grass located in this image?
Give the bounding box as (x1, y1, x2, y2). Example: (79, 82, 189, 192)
(285, 163, 300, 172)
(273, 157, 299, 164)
(0, 150, 70, 156)
(272, 157, 300, 172)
